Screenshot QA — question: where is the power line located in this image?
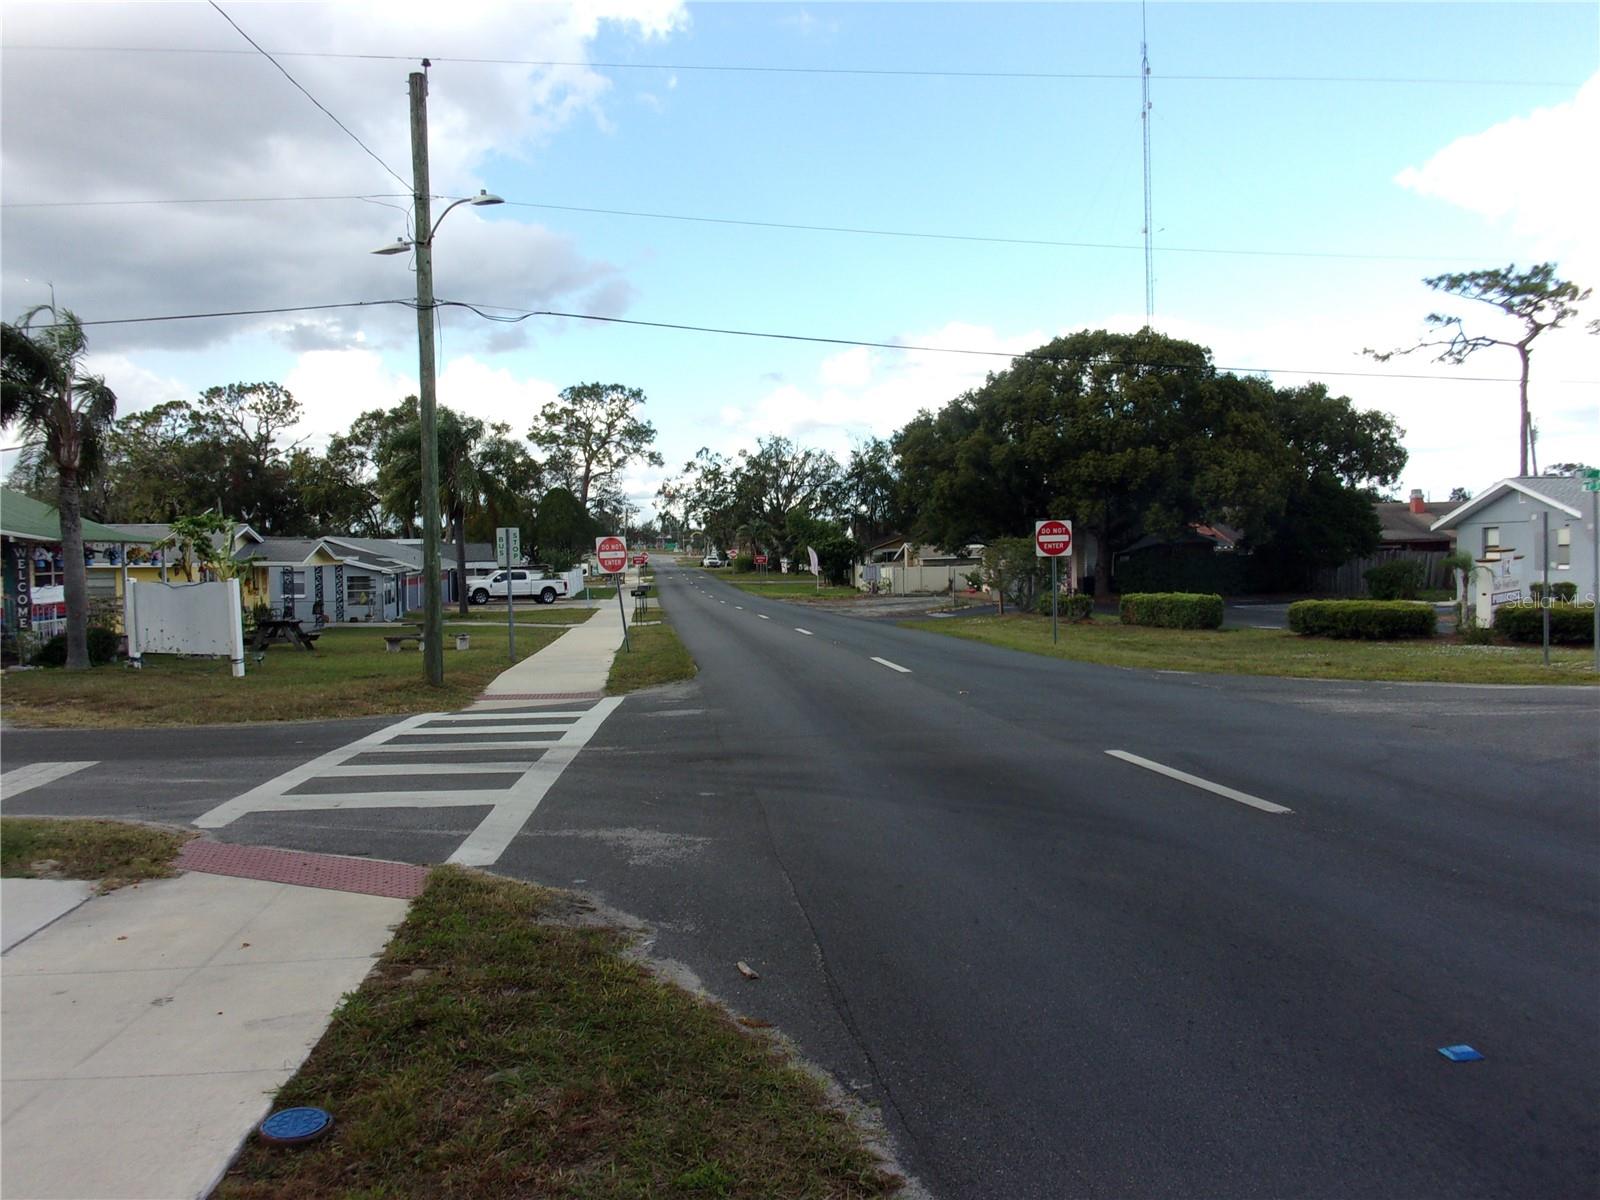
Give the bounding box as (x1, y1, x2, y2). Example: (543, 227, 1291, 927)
(0, 190, 1485, 262)
(41, 297, 1594, 386)
(495, 200, 1475, 263)
(437, 301, 1560, 383)
(1, 193, 410, 209)
(59, 299, 413, 328)
(204, 4, 411, 190)
(1, 43, 1580, 88)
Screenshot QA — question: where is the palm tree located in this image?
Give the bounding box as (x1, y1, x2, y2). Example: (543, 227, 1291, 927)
(2, 307, 117, 669)
(376, 406, 486, 615)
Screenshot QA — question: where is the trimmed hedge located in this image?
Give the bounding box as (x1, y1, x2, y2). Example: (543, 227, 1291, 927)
(1288, 600, 1435, 640)
(1529, 581, 1578, 602)
(1119, 592, 1224, 630)
(1036, 592, 1095, 621)
(1493, 603, 1596, 645)
(733, 554, 755, 573)
(31, 626, 122, 667)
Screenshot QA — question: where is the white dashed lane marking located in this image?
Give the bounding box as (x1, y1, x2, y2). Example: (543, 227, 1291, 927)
(795, 628, 814, 636)
(1105, 750, 1292, 815)
(871, 657, 912, 674)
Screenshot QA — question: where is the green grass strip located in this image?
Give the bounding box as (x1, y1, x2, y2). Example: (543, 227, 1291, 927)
(215, 867, 900, 1199)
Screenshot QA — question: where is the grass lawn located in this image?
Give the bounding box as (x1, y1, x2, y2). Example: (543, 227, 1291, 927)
(607, 596, 698, 695)
(0, 625, 569, 729)
(405, 608, 593, 625)
(905, 612, 1600, 685)
(703, 569, 859, 600)
(214, 867, 900, 1200)
(1, 817, 190, 892)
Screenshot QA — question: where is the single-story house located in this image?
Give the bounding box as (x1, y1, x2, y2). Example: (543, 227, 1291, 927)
(0, 488, 162, 645)
(1431, 475, 1596, 620)
(91, 521, 272, 610)
(1377, 491, 1455, 552)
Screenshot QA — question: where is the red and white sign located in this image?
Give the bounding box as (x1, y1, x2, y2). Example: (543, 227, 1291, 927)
(1034, 519, 1072, 557)
(754, 554, 768, 566)
(595, 536, 628, 574)
(631, 554, 648, 566)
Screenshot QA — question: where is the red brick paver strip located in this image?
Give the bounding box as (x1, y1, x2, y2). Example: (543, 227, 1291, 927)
(475, 691, 606, 702)
(176, 840, 429, 899)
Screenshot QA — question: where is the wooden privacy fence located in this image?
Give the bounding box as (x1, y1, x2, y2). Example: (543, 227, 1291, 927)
(1315, 550, 1451, 596)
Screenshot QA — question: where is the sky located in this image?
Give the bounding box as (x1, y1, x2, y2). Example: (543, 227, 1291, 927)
(2, 1, 1597, 524)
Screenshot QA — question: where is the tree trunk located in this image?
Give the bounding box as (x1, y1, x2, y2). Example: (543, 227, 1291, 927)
(454, 510, 469, 616)
(1518, 343, 1531, 477)
(57, 470, 92, 670)
(1094, 526, 1114, 604)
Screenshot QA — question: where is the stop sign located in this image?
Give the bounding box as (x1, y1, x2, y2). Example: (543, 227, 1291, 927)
(1034, 519, 1072, 557)
(596, 536, 628, 573)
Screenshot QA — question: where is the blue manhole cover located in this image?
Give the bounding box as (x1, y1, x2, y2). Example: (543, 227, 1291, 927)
(258, 1106, 333, 1145)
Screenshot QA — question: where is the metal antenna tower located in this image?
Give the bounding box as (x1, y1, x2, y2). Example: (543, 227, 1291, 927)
(1140, 2, 1154, 321)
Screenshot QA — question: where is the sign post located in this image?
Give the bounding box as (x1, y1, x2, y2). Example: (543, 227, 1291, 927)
(1035, 520, 1073, 644)
(496, 527, 521, 662)
(596, 535, 630, 652)
(1586, 468, 1600, 674)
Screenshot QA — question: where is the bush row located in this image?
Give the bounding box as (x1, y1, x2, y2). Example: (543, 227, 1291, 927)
(1363, 560, 1425, 600)
(1118, 592, 1224, 630)
(32, 626, 122, 667)
(1528, 581, 1578, 602)
(1493, 603, 1596, 645)
(1288, 600, 1435, 640)
(1034, 593, 1095, 621)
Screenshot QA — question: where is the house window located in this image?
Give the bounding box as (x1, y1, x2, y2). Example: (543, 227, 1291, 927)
(287, 570, 307, 599)
(31, 551, 64, 588)
(346, 573, 374, 599)
(1482, 526, 1501, 559)
(1557, 527, 1571, 569)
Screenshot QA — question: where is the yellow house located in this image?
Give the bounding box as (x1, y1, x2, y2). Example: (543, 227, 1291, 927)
(88, 522, 272, 611)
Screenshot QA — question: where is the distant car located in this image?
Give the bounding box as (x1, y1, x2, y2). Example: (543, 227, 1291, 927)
(702, 554, 724, 568)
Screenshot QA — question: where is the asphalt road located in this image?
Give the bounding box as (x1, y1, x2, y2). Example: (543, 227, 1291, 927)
(4, 559, 1596, 1199)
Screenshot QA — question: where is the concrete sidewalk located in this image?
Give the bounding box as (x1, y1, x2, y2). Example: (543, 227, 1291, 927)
(477, 579, 635, 701)
(1, 845, 423, 1200)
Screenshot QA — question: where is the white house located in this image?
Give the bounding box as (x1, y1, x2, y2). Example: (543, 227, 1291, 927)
(1431, 476, 1598, 622)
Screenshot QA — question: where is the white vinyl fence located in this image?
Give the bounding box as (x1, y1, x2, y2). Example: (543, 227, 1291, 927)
(125, 578, 246, 677)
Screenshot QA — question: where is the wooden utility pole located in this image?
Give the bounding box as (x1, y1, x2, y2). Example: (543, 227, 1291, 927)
(410, 69, 444, 687)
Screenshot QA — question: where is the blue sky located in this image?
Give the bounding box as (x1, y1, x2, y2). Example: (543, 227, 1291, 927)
(2, 2, 1596, 519)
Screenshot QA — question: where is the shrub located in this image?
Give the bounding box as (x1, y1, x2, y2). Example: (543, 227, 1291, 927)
(1119, 592, 1223, 629)
(1528, 581, 1578, 602)
(31, 626, 122, 667)
(733, 554, 755, 573)
(1288, 600, 1435, 640)
(1493, 603, 1596, 645)
(1363, 559, 1425, 600)
(1036, 592, 1095, 621)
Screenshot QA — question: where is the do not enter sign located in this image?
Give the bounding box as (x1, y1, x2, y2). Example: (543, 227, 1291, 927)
(1035, 519, 1072, 557)
(596, 536, 628, 573)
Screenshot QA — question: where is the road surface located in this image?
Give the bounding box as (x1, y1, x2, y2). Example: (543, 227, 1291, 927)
(4, 558, 1596, 1199)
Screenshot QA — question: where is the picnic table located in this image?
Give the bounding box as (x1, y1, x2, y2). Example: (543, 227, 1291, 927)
(252, 617, 320, 652)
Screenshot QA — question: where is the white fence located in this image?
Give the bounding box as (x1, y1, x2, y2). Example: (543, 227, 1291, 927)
(125, 579, 246, 676)
(854, 562, 978, 595)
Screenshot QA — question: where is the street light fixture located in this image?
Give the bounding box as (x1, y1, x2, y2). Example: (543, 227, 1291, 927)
(370, 68, 505, 687)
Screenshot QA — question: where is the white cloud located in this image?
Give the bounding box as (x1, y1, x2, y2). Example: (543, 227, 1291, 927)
(0, 1, 685, 352)
(1395, 74, 1600, 281)
(714, 321, 1046, 459)
(279, 348, 561, 449)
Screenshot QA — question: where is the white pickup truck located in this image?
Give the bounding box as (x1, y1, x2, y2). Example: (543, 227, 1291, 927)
(468, 566, 582, 606)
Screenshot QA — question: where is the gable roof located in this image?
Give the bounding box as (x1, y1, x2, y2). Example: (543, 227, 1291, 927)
(1431, 476, 1587, 531)
(1375, 500, 1456, 543)
(0, 489, 162, 544)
